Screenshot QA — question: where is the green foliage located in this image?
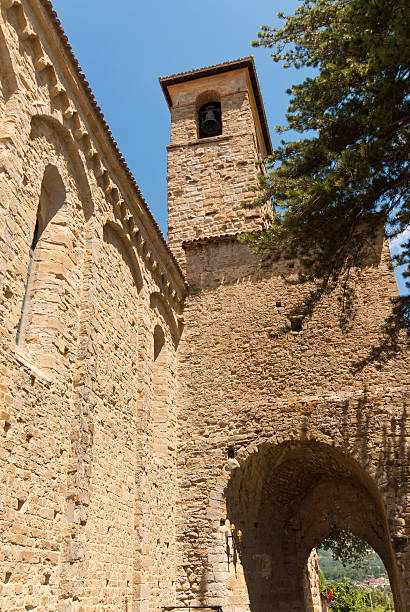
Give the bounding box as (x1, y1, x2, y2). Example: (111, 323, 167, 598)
(317, 534, 395, 610)
(318, 547, 386, 581)
(370, 586, 394, 610)
(324, 582, 394, 612)
(325, 582, 373, 612)
(243, 0, 410, 347)
(320, 530, 371, 569)
(318, 567, 326, 592)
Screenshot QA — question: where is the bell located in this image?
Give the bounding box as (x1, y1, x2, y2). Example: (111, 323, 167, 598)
(201, 110, 220, 136)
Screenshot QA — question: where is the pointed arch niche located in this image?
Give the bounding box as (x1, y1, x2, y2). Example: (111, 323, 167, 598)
(16, 164, 70, 371)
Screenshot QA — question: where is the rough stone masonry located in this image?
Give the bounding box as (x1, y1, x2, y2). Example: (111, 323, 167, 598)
(0, 1, 409, 611)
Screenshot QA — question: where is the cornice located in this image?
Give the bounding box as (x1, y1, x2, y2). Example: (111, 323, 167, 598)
(1, 0, 187, 301)
(182, 233, 239, 248)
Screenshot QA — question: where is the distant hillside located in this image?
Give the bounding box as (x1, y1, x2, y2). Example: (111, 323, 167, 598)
(317, 548, 388, 582)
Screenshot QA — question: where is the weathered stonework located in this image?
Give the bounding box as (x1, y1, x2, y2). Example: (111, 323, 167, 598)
(0, 2, 408, 612)
(160, 59, 273, 271)
(1, 1, 184, 610)
(162, 60, 409, 612)
(304, 550, 326, 612)
(174, 237, 408, 612)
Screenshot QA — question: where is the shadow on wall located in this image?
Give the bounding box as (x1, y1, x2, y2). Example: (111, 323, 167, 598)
(184, 228, 385, 293)
(225, 439, 405, 612)
(16, 165, 66, 352)
(103, 222, 143, 293)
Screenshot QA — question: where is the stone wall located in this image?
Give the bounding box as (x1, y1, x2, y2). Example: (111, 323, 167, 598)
(175, 238, 409, 611)
(165, 68, 272, 270)
(304, 549, 328, 612)
(0, 1, 185, 610)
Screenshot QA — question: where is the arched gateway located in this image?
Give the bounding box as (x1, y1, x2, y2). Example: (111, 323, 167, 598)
(226, 440, 403, 611)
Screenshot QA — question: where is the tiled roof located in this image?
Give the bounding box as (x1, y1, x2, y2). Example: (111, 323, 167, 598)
(39, 0, 185, 282)
(159, 56, 272, 156)
(160, 56, 253, 85)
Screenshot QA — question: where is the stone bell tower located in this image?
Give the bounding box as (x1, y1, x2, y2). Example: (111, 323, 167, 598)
(160, 57, 272, 269)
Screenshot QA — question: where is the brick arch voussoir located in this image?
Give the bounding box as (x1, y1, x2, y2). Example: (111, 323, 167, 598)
(299, 478, 387, 555)
(222, 431, 367, 487)
(195, 89, 221, 110)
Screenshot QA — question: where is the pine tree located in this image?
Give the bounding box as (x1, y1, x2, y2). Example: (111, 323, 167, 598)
(243, 0, 409, 352)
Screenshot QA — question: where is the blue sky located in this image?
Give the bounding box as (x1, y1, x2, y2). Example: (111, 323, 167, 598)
(51, 0, 407, 294)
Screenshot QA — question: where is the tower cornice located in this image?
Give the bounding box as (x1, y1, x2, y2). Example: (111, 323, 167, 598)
(159, 56, 272, 156)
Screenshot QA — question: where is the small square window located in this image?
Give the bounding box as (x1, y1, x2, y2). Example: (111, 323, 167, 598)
(290, 317, 302, 332)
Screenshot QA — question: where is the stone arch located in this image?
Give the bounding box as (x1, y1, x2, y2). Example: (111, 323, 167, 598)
(223, 439, 404, 612)
(149, 292, 179, 347)
(16, 164, 69, 368)
(298, 479, 389, 569)
(30, 114, 93, 219)
(13, 115, 94, 372)
(297, 481, 397, 611)
(103, 221, 143, 293)
(195, 89, 221, 110)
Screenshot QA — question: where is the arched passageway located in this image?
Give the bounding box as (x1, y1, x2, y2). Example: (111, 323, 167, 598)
(225, 441, 403, 612)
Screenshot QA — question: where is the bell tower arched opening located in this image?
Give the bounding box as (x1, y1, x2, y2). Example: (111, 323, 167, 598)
(198, 101, 222, 139)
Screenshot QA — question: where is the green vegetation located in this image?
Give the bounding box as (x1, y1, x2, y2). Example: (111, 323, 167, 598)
(243, 0, 409, 349)
(324, 582, 394, 612)
(318, 547, 387, 582)
(320, 529, 374, 569)
(317, 533, 394, 609)
(317, 538, 394, 610)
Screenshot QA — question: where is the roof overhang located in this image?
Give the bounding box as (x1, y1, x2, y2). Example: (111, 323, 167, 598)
(159, 56, 272, 156)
